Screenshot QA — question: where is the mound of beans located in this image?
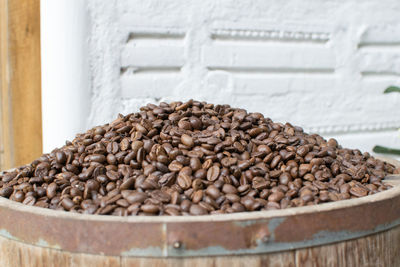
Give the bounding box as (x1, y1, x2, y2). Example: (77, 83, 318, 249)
(0, 100, 397, 216)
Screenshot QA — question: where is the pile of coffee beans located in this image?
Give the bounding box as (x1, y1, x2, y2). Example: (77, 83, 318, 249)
(0, 100, 397, 216)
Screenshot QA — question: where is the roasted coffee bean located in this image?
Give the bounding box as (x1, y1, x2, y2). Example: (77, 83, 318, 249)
(232, 202, 246, 212)
(349, 186, 368, 197)
(222, 184, 238, 194)
(169, 161, 183, 172)
(300, 189, 314, 202)
(207, 165, 220, 181)
(268, 191, 284, 203)
(190, 157, 202, 171)
(106, 170, 120, 181)
(270, 155, 282, 169)
(190, 204, 208, 215)
(159, 173, 176, 187)
(61, 197, 75, 210)
(35, 162, 50, 177)
(165, 207, 181, 216)
(0, 100, 394, 216)
(192, 190, 203, 203)
(194, 169, 207, 180)
(252, 177, 268, 190)
(120, 177, 135, 190)
(22, 195, 36, 206)
(11, 191, 25, 202)
(88, 154, 106, 163)
(124, 191, 147, 204)
(177, 173, 192, 190)
(56, 151, 67, 164)
(180, 199, 191, 212)
(279, 172, 292, 186)
(303, 173, 315, 182)
(150, 190, 171, 203)
(141, 204, 159, 214)
(206, 185, 221, 199)
(0, 187, 13, 198)
(225, 193, 240, 203)
(181, 134, 194, 148)
(46, 183, 57, 199)
(107, 142, 119, 154)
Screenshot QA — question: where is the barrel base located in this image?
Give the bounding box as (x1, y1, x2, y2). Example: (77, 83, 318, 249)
(1, 224, 399, 267)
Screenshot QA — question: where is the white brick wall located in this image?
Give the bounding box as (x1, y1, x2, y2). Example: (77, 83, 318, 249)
(42, 0, 400, 159)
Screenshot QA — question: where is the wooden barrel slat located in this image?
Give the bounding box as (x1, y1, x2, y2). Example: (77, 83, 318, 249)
(0, 225, 399, 266)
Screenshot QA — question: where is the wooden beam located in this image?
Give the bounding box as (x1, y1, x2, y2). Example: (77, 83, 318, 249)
(0, 0, 42, 170)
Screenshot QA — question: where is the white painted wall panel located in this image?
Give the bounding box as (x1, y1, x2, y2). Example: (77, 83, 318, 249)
(122, 46, 184, 68)
(41, 0, 400, 158)
(41, 0, 91, 152)
(121, 73, 181, 98)
(203, 44, 335, 71)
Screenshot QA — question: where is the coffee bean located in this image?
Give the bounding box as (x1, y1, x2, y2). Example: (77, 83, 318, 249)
(221, 157, 237, 167)
(123, 191, 147, 204)
(35, 162, 50, 177)
(158, 173, 176, 187)
(177, 173, 192, 190)
(327, 138, 338, 148)
(22, 195, 36, 206)
(189, 116, 202, 130)
(296, 145, 308, 157)
(141, 204, 159, 214)
(61, 197, 74, 210)
(120, 177, 135, 190)
(192, 190, 203, 203)
(205, 185, 221, 199)
(178, 119, 192, 130)
(336, 174, 352, 182)
(231, 202, 245, 212)
(268, 192, 284, 202)
(168, 161, 183, 172)
(237, 184, 250, 194)
(0, 187, 13, 198)
(11, 191, 25, 202)
(46, 183, 57, 199)
(349, 186, 368, 197)
(2, 172, 17, 183)
(194, 169, 207, 180)
(252, 177, 268, 190)
(190, 157, 202, 171)
(89, 154, 106, 163)
(107, 142, 119, 154)
(225, 193, 240, 203)
(300, 189, 314, 202)
(99, 205, 117, 215)
(56, 151, 67, 164)
(270, 155, 281, 169)
(0, 100, 394, 216)
(180, 199, 191, 212)
(150, 190, 171, 203)
(120, 138, 130, 151)
(207, 165, 220, 181)
(238, 160, 251, 170)
(106, 170, 120, 181)
(181, 134, 194, 148)
(190, 204, 208, 215)
(222, 184, 238, 194)
(279, 172, 292, 185)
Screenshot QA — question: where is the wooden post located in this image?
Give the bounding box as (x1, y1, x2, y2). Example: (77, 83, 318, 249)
(0, 0, 42, 169)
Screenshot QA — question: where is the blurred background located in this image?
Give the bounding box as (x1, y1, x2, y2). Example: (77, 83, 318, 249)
(1, 0, 400, 170)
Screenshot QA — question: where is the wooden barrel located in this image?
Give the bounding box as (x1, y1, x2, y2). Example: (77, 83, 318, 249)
(0, 160, 399, 267)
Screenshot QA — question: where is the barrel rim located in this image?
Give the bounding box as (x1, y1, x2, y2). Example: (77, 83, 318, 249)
(0, 175, 399, 223)
(0, 162, 399, 257)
